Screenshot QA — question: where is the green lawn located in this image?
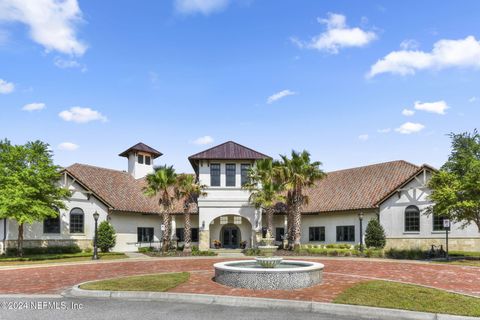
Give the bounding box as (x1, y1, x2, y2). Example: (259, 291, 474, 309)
(0, 252, 127, 266)
(440, 259, 480, 267)
(80, 272, 190, 292)
(334, 280, 480, 317)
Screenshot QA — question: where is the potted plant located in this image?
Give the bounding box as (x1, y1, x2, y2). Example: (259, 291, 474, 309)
(213, 240, 221, 249)
(240, 240, 247, 249)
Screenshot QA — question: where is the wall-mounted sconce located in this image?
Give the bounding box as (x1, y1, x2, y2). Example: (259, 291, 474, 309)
(201, 220, 205, 230)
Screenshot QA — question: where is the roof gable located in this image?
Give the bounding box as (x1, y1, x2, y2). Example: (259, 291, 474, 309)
(64, 163, 194, 214)
(300, 160, 422, 213)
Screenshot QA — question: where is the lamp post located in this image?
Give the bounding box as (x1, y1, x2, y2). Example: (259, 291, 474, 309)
(92, 211, 99, 260)
(358, 212, 364, 254)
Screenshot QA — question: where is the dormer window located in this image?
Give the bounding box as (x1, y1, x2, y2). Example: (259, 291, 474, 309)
(145, 156, 151, 165)
(138, 154, 144, 164)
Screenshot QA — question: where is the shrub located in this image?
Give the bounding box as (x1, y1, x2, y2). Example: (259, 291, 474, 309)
(6, 245, 81, 256)
(83, 247, 93, 253)
(97, 221, 116, 253)
(138, 247, 154, 253)
(365, 219, 386, 249)
(192, 250, 217, 256)
(385, 248, 428, 260)
(325, 243, 352, 249)
(243, 248, 261, 256)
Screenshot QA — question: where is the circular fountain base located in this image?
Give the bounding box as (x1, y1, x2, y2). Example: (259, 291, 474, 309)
(214, 260, 324, 290)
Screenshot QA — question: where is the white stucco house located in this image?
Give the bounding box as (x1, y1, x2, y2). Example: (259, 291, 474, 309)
(0, 141, 478, 253)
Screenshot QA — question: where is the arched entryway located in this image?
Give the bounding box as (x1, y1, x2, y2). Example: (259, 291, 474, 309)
(220, 224, 241, 249)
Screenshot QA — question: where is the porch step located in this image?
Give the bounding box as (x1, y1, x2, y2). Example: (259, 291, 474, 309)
(211, 249, 244, 253)
(211, 249, 245, 257)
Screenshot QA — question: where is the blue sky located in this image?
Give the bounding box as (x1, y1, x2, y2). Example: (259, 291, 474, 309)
(1, 0, 480, 173)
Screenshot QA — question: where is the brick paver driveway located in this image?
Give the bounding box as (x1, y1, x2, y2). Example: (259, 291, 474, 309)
(1, 257, 479, 302)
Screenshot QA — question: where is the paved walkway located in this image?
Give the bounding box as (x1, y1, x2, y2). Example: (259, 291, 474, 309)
(1, 257, 479, 302)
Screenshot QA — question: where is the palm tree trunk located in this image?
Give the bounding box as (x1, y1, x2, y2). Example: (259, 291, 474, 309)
(17, 223, 24, 257)
(265, 207, 274, 237)
(287, 209, 294, 250)
(161, 212, 170, 253)
(292, 202, 302, 250)
(184, 208, 192, 253)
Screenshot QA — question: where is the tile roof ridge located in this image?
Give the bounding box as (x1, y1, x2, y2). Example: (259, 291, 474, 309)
(68, 163, 130, 175)
(326, 160, 419, 174)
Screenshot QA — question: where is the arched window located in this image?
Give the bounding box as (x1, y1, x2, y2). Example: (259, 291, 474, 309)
(404, 205, 420, 232)
(70, 208, 84, 233)
(44, 208, 61, 234)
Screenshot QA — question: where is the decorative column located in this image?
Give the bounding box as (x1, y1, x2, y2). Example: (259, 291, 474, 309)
(171, 215, 176, 239)
(283, 214, 288, 249)
(198, 219, 210, 251)
(253, 208, 263, 248)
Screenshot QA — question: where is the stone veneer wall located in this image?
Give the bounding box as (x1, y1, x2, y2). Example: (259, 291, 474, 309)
(199, 230, 210, 251)
(386, 237, 480, 252)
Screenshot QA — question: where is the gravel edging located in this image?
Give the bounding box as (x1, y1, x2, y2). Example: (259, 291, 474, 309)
(63, 283, 477, 320)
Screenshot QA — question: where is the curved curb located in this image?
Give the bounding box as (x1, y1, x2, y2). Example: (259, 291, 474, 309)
(63, 283, 476, 320)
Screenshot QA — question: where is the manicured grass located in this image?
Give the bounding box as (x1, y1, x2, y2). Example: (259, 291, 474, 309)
(334, 280, 480, 317)
(0, 252, 127, 266)
(80, 272, 190, 292)
(440, 259, 480, 267)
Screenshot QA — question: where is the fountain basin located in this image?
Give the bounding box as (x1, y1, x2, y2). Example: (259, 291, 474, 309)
(214, 260, 324, 290)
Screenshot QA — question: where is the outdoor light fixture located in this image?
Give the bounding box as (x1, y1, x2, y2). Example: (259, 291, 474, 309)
(201, 220, 205, 230)
(92, 211, 100, 260)
(358, 212, 364, 253)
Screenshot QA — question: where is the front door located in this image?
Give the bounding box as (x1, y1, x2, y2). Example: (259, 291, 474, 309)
(222, 225, 240, 249)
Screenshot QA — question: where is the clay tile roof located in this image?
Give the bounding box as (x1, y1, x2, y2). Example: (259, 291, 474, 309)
(119, 143, 163, 159)
(188, 141, 270, 161)
(64, 163, 195, 215)
(299, 160, 423, 213)
(64, 160, 430, 216)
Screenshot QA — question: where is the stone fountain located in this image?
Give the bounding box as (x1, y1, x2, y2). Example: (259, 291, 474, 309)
(256, 231, 283, 268)
(214, 231, 324, 290)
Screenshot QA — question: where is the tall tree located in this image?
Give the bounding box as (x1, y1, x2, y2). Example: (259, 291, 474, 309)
(0, 140, 70, 256)
(175, 174, 206, 252)
(144, 165, 177, 253)
(244, 158, 284, 237)
(427, 130, 480, 233)
(276, 150, 325, 250)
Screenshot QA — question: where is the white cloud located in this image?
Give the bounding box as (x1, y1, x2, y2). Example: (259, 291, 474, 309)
(267, 89, 296, 104)
(58, 142, 78, 151)
(469, 96, 477, 103)
(377, 128, 391, 133)
(0, 0, 87, 56)
(368, 36, 480, 78)
(54, 57, 86, 71)
(0, 78, 14, 94)
(400, 39, 419, 50)
(59, 107, 107, 123)
(292, 13, 376, 54)
(22, 102, 45, 111)
(402, 109, 415, 116)
(175, 0, 229, 15)
(192, 135, 214, 145)
(395, 122, 425, 134)
(414, 100, 449, 115)
(358, 134, 369, 141)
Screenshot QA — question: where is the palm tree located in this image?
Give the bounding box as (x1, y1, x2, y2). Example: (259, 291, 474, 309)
(144, 165, 177, 253)
(175, 174, 206, 252)
(244, 158, 284, 237)
(277, 150, 325, 250)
